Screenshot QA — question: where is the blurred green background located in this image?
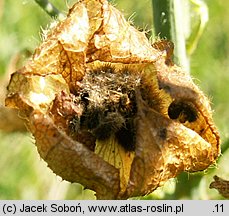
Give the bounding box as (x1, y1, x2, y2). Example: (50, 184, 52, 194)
(0, 0, 228, 199)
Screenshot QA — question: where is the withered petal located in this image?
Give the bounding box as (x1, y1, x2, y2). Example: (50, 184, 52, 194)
(28, 111, 120, 200)
(210, 175, 229, 199)
(125, 97, 218, 198)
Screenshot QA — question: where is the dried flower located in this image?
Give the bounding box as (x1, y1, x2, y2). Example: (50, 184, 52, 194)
(5, 0, 220, 199)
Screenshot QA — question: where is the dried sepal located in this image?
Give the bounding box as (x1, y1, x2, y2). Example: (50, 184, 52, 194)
(0, 77, 26, 132)
(126, 95, 218, 197)
(210, 175, 229, 199)
(28, 110, 120, 200)
(5, 0, 220, 199)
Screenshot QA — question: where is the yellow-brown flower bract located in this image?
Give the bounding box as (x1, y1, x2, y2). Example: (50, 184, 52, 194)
(5, 0, 220, 199)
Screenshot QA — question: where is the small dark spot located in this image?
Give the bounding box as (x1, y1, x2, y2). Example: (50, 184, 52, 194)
(95, 112, 125, 139)
(159, 128, 167, 140)
(115, 120, 136, 152)
(92, 123, 114, 140)
(119, 94, 128, 108)
(200, 128, 205, 134)
(168, 100, 198, 123)
(87, 109, 100, 129)
(62, 61, 67, 69)
(159, 84, 171, 92)
(127, 90, 137, 115)
(80, 92, 89, 105)
(69, 116, 80, 134)
(128, 89, 136, 101)
(121, 87, 127, 94)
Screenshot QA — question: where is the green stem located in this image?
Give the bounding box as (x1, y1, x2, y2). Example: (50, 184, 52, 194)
(221, 139, 229, 154)
(152, 0, 190, 72)
(34, 0, 64, 20)
(186, 0, 208, 55)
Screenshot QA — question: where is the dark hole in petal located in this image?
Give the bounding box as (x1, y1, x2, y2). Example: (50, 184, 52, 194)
(168, 100, 198, 123)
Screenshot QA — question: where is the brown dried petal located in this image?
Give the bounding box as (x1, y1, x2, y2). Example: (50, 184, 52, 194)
(28, 111, 120, 200)
(126, 97, 217, 198)
(210, 175, 229, 199)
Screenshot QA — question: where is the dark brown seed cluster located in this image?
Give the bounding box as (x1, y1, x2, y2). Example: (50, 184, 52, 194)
(69, 65, 140, 151)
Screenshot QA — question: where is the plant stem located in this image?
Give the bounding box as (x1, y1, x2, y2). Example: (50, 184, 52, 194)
(152, 0, 190, 72)
(34, 0, 64, 20)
